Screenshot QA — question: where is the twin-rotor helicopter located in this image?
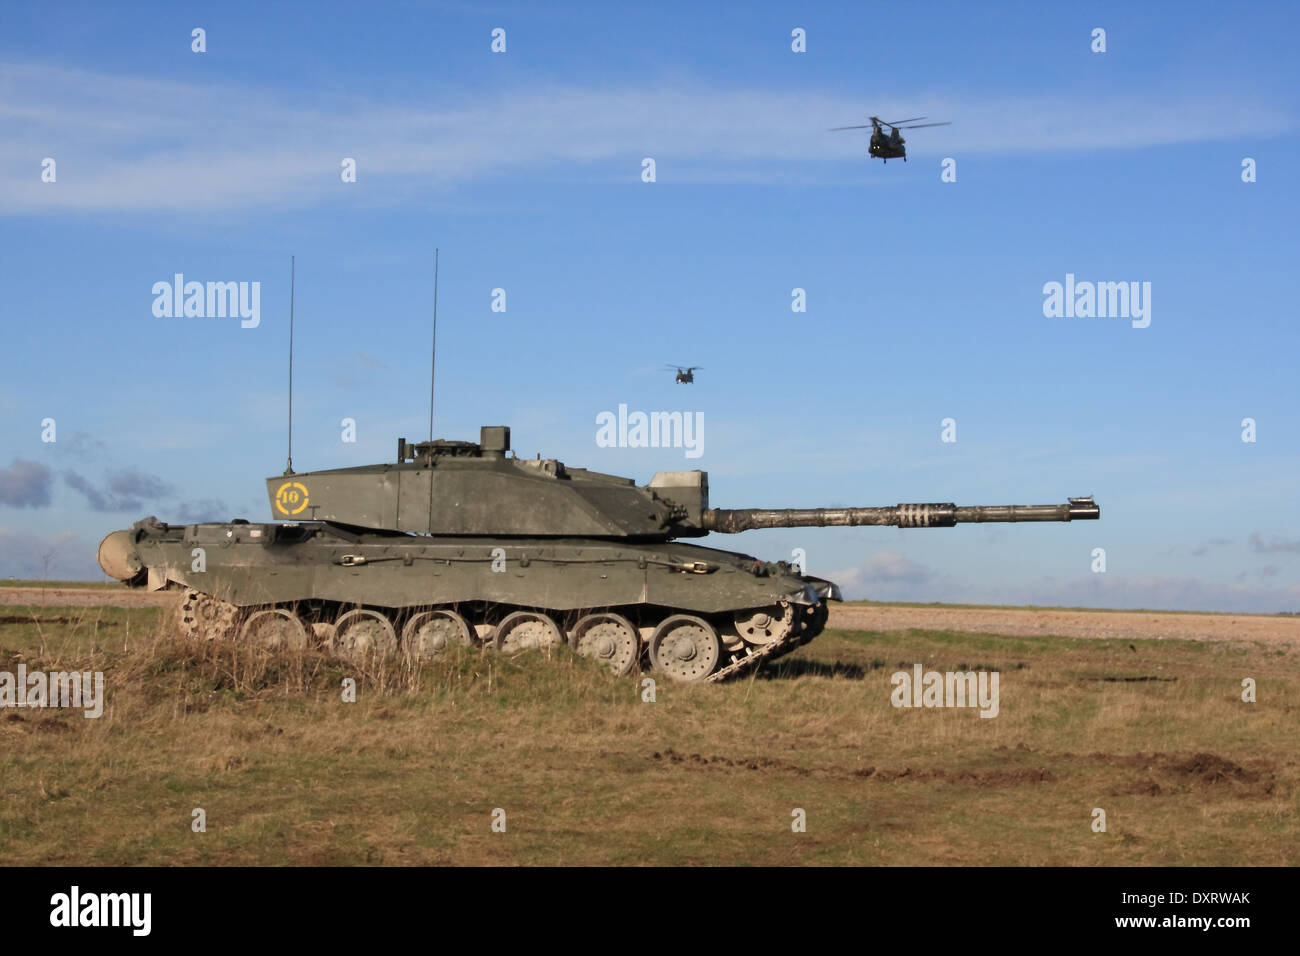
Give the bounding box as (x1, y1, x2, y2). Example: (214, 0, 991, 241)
(661, 114, 948, 385)
(829, 115, 951, 163)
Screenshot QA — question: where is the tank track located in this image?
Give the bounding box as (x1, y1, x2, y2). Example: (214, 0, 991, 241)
(175, 589, 828, 684)
(707, 632, 792, 682)
(707, 599, 827, 682)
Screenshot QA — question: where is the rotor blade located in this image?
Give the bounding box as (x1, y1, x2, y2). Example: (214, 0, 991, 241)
(829, 125, 871, 131)
(899, 121, 951, 129)
(883, 116, 926, 126)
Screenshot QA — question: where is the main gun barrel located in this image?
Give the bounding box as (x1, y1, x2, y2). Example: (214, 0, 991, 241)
(701, 497, 1099, 534)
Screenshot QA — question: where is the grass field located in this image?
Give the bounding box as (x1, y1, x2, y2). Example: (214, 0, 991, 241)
(0, 599, 1294, 865)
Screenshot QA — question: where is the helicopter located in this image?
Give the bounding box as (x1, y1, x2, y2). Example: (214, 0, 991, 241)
(666, 365, 702, 384)
(829, 115, 951, 163)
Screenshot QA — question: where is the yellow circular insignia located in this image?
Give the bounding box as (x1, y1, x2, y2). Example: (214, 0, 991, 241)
(274, 480, 309, 516)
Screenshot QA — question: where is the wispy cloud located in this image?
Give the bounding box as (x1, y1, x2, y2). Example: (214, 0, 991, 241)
(1250, 532, 1300, 554)
(0, 459, 53, 508)
(1191, 536, 1233, 556)
(62, 430, 110, 460)
(2, 62, 1291, 214)
(172, 498, 231, 523)
(64, 468, 174, 512)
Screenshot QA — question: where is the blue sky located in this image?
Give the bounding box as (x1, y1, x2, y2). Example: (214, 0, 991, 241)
(1, 0, 1297, 611)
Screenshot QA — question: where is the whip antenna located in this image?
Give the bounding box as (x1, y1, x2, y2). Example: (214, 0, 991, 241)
(429, 247, 438, 441)
(285, 255, 295, 475)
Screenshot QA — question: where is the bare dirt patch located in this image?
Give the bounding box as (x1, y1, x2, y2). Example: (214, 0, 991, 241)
(830, 604, 1299, 646)
(0, 615, 81, 625)
(0, 586, 179, 608)
(640, 744, 1277, 801)
(1012, 746, 1281, 799)
(645, 748, 1058, 787)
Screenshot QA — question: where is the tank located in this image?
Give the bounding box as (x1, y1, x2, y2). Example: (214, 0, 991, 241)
(97, 425, 1100, 682)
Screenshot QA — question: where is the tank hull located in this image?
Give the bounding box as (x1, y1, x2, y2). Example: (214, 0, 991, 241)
(102, 517, 836, 682)
(120, 519, 834, 612)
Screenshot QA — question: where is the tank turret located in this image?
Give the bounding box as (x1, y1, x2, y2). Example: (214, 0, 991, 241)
(264, 425, 1097, 539)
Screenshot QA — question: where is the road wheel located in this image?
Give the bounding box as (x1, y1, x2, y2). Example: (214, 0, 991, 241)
(402, 608, 473, 660)
(572, 612, 640, 676)
(493, 610, 563, 652)
(239, 607, 308, 651)
(649, 615, 721, 683)
(333, 608, 399, 661)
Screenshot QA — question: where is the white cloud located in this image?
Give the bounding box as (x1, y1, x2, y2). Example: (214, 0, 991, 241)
(2, 61, 1291, 214)
(827, 550, 942, 602)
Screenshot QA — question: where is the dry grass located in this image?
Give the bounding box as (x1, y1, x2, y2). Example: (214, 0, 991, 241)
(0, 601, 1295, 865)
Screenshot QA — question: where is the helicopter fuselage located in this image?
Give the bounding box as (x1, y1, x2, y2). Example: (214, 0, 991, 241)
(869, 129, 907, 161)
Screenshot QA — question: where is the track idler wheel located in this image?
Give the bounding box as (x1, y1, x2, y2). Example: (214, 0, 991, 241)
(571, 613, 640, 676)
(729, 601, 795, 647)
(650, 615, 721, 683)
